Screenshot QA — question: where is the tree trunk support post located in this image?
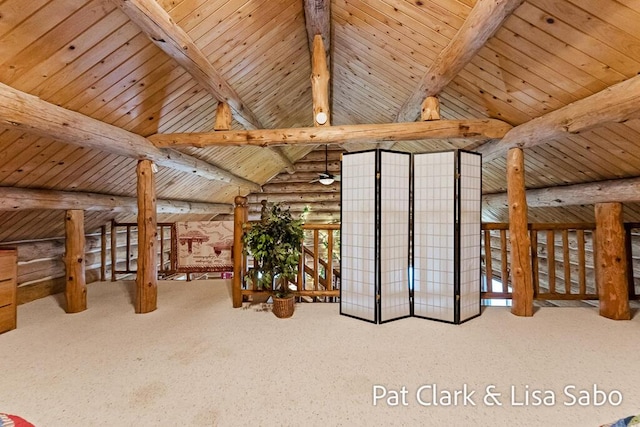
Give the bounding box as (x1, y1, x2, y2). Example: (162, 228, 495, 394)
(136, 159, 158, 314)
(594, 202, 631, 320)
(507, 148, 534, 316)
(64, 209, 87, 313)
(233, 196, 248, 308)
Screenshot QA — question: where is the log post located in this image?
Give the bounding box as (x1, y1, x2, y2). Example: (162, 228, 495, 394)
(100, 224, 106, 281)
(110, 220, 117, 281)
(233, 195, 248, 308)
(136, 160, 157, 314)
(64, 209, 87, 313)
(311, 34, 330, 127)
(214, 102, 232, 131)
(594, 203, 631, 320)
(507, 148, 534, 316)
(421, 96, 441, 121)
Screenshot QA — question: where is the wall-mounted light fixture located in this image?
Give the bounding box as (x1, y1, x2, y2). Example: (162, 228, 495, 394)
(315, 111, 328, 125)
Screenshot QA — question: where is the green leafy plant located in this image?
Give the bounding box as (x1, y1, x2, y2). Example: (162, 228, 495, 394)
(243, 201, 304, 298)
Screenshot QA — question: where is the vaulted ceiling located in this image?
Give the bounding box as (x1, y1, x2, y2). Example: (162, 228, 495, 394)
(1, 0, 640, 242)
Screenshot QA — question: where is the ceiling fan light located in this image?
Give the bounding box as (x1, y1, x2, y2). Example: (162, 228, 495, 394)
(318, 176, 334, 185)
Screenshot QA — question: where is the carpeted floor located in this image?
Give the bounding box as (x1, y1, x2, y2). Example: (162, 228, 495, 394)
(0, 280, 639, 427)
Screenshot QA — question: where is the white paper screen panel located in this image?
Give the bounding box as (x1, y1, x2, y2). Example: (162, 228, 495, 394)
(340, 151, 376, 322)
(380, 152, 411, 322)
(413, 152, 455, 322)
(459, 152, 482, 321)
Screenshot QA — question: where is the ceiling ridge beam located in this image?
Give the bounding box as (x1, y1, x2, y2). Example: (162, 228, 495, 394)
(0, 82, 261, 192)
(0, 186, 232, 214)
(111, 0, 295, 173)
(483, 176, 640, 209)
(395, 0, 525, 123)
(476, 74, 640, 162)
(148, 119, 512, 148)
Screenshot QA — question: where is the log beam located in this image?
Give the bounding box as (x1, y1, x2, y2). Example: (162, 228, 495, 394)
(247, 192, 340, 204)
(594, 203, 631, 320)
(304, 0, 330, 60)
(136, 160, 157, 314)
(214, 102, 232, 131)
(248, 201, 340, 213)
(421, 96, 441, 121)
(311, 34, 331, 127)
(112, 0, 295, 173)
(64, 209, 87, 313)
(111, 0, 260, 130)
(149, 119, 512, 148)
(477, 74, 640, 162)
(261, 181, 340, 194)
(0, 82, 261, 192)
(396, 0, 524, 122)
(507, 148, 533, 316)
(0, 186, 232, 214)
(483, 176, 640, 209)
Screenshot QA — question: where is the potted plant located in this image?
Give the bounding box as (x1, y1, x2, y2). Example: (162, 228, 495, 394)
(243, 201, 305, 318)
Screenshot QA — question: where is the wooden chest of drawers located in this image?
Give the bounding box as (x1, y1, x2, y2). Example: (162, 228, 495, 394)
(0, 249, 17, 334)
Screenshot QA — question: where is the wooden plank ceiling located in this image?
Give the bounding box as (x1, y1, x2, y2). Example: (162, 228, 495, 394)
(1, 0, 640, 242)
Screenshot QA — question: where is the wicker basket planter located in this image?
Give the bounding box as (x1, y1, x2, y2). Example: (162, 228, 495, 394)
(272, 296, 295, 318)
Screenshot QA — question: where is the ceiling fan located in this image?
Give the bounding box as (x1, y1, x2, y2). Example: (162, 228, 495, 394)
(310, 145, 340, 185)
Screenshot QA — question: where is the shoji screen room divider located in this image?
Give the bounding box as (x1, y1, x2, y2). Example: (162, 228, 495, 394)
(340, 149, 481, 325)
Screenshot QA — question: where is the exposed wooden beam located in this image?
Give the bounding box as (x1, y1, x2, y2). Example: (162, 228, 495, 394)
(248, 201, 340, 212)
(483, 177, 640, 209)
(149, 119, 512, 148)
(214, 102, 232, 131)
(247, 192, 339, 204)
(304, 0, 331, 59)
(136, 160, 157, 314)
(396, 0, 524, 122)
(311, 34, 331, 127)
(0, 186, 232, 215)
(477, 74, 640, 162)
(261, 182, 340, 194)
(111, 0, 260, 130)
(111, 0, 295, 173)
(0, 82, 261, 192)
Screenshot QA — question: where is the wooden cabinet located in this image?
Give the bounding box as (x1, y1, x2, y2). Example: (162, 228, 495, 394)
(0, 249, 17, 333)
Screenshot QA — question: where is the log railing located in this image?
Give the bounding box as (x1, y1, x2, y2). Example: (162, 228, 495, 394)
(231, 196, 640, 306)
(232, 196, 340, 306)
(481, 222, 640, 302)
(234, 222, 341, 306)
(625, 223, 640, 300)
(110, 221, 175, 280)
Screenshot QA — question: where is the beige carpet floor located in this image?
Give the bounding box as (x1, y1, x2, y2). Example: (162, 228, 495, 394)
(0, 280, 639, 427)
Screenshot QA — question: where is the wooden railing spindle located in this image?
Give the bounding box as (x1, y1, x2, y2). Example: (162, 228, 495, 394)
(547, 230, 556, 294)
(563, 230, 571, 294)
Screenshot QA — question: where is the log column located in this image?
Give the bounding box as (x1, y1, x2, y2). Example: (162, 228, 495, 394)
(311, 34, 330, 127)
(136, 159, 157, 313)
(594, 203, 631, 320)
(233, 196, 248, 308)
(421, 96, 441, 121)
(64, 209, 87, 313)
(507, 148, 534, 316)
(215, 102, 232, 131)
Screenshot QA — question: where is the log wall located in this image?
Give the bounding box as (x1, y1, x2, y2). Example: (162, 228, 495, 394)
(0, 226, 172, 305)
